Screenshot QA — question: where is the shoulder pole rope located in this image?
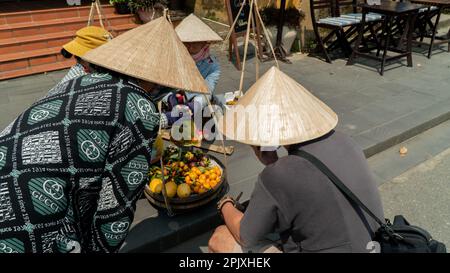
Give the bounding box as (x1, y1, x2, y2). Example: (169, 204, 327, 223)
(202, 95, 228, 180)
(251, 3, 260, 80)
(164, 8, 172, 24)
(96, 0, 116, 37)
(157, 101, 175, 217)
(224, 0, 279, 96)
(95, 0, 105, 29)
(87, 0, 95, 26)
(254, 0, 279, 69)
(225, 1, 247, 42)
(156, 14, 176, 217)
(87, 0, 104, 28)
(87, 0, 116, 37)
(237, 0, 255, 96)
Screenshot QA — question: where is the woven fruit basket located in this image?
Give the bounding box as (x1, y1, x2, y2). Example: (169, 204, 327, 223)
(144, 147, 228, 212)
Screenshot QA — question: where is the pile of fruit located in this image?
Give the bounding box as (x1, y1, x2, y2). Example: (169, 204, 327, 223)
(148, 147, 223, 199)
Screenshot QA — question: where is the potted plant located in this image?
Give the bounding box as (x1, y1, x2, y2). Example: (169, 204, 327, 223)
(110, 0, 131, 14)
(128, 0, 169, 23)
(261, 7, 304, 55)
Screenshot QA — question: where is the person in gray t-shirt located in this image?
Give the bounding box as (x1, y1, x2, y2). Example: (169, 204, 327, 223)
(209, 130, 384, 253)
(209, 67, 384, 253)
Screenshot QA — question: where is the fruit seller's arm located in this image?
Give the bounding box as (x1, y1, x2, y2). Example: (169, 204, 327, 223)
(224, 176, 285, 249)
(221, 202, 245, 244)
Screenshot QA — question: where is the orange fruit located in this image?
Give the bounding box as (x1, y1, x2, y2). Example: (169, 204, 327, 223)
(149, 178, 163, 194)
(210, 173, 217, 180)
(177, 183, 191, 198)
(165, 182, 177, 198)
(189, 173, 197, 180)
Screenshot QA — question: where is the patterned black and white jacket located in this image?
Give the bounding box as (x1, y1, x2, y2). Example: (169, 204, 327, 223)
(0, 72, 168, 253)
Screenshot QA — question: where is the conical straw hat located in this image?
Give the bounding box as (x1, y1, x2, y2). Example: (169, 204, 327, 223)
(218, 66, 338, 146)
(82, 17, 209, 94)
(175, 14, 223, 43)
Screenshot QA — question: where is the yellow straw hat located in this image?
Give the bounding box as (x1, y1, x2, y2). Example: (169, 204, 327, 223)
(175, 14, 223, 43)
(218, 66, 338, 146)
(62, 26, 112, 57)
(82, 17, 209, 94)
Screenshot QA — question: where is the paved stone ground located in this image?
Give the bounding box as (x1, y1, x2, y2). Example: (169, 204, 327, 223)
(0, 70, 67, 129)
(379, 148, 450, 248)
(1, 41, 450, 252)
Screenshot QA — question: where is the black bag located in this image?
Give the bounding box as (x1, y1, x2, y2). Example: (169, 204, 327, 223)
(291, 150, 447, 253)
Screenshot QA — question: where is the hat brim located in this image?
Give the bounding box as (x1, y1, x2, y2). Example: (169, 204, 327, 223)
(62, 40, 94, 57)
(179, 37, 223, 43)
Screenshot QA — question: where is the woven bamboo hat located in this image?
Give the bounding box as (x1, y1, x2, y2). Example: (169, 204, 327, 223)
(82, 17, 209, 94)
(218, 66, 338, 146)
(175, 14, 223, 43)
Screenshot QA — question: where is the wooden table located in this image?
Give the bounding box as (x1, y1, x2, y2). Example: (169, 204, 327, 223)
(409, 0, 450, 58)
(347, 1, 425, 75)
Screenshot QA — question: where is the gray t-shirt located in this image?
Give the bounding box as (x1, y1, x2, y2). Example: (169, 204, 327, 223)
(240, 131, 384, 253)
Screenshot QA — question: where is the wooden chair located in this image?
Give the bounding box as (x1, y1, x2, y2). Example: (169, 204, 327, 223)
(310, 0, 383, 63)
(415, 5, 441, 58)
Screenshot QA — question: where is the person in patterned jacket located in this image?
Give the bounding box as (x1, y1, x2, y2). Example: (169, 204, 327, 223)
(0, 17, 208, 253)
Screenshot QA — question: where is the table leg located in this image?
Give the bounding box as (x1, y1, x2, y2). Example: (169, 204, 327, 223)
(369, 23, 382, 53)
(398, 14, 410, 51)
(381, 16, 393, 76)
(447, 27, 450, 52)
(418, 9, 429, 46)
(407, 13, 418, 67)
(428, 7, 442, 58)
(377, 18, 388, 57)
(347, 11, 367, 65)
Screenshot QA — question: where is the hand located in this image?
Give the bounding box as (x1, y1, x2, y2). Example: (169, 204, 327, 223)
(167, 91, 187, 108)
(164, 105, 192, 126)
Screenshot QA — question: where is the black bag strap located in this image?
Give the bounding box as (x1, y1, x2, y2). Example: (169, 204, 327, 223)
(290, 149, 386, 227)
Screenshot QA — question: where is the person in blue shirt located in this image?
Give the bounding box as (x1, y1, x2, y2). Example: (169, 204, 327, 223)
(164, 14, 223, 112)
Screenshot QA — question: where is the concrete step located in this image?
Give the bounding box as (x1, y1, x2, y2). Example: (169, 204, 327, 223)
(0, 4, 115, 25)
(0, 59, 75, 81)
(0, 22, 139, 55)
(0, 2, 139, 80)
(0, 14, 136, 39)
(0, 47, 72, 80)
(0, 23, 137, 80)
